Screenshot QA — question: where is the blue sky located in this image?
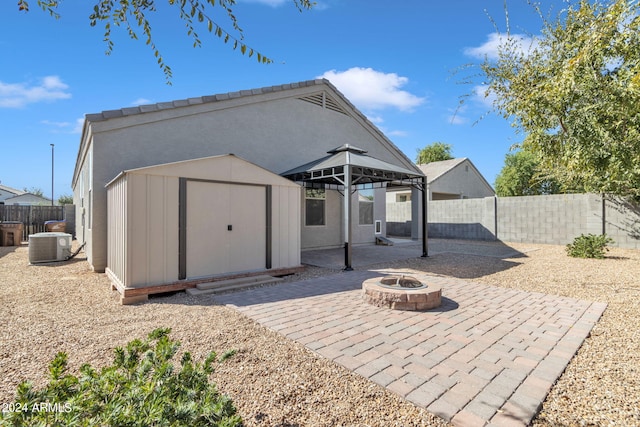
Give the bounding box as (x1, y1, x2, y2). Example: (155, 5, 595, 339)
(0, 0, 561, 200)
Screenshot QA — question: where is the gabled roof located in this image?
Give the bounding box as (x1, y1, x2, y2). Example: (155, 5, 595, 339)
(419, 158, 468, 183)
(74, 79, 422, 186)
(106, 153, 300, 189)
(0, 183, 25, 196)
(419, 157, 495, 193)
(3, 193, 52, 204)
(85, 79, 344, 123)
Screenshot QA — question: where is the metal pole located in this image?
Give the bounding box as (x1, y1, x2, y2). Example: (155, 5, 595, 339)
(50, 143, 54, 206)
(421, 176, 428, 257)
(344, 163, 353, 271)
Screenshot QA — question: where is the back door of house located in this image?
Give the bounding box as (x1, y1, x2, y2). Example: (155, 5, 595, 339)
(186, 180, 266, 278)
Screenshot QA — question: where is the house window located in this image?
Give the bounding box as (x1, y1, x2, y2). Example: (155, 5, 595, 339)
(305, 188, 325, 226)
(396, 193, 411, 203)
(359, 189, 374, 225)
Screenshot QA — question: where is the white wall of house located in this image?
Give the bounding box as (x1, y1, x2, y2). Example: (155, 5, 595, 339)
(74, 81, 420, 272)
(106, 155, 301, 290)
(301, 186, 386, 250)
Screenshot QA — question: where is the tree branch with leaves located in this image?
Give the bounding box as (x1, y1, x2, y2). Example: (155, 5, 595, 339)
(477, 0, 640, 197)
(415, 142, 454, 164)
(18, 0, 314, 83)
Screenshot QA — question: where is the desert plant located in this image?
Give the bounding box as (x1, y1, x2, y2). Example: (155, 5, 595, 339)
(566, 234, 614, 259)
(0, 328, 241, 427)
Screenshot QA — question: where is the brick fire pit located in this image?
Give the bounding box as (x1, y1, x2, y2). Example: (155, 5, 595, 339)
(362, 275, 442, 311)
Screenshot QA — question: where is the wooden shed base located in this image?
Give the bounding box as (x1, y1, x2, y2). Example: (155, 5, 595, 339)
(107, 265, 305, 305)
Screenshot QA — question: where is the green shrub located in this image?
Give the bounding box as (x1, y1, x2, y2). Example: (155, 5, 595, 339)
(0, 328, 241, 427)
(566, 234, 614, 259)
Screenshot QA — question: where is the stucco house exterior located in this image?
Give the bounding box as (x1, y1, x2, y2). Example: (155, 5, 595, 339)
(386, 158, 494, 236)
(72, 79, 424, 301)
(387, 158, 495, 203)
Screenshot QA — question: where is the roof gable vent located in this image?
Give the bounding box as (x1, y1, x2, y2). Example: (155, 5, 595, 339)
(298, 92, 348, 116)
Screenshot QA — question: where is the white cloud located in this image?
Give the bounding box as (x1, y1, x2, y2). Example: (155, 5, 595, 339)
(41, 119, 70, 128)
(73, 117, 84, 134)
(40, 116, 84, 134)
(132, 98, 152, 106)
(0, 76, 71, 108)
(367, 114, 384, 124)
(464, 33, 538, 60)
(318, 67, 425, 112)
(386, 129, 409, 138)
(472, 84, 497, 109)
(447, 105, 468, 125)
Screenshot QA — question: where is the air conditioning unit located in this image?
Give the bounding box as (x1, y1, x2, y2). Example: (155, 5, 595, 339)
(29, 232, 72, 264)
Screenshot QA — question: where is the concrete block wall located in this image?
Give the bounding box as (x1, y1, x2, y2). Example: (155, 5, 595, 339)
(386, 201, 411, 222)
(387, 193, 640, 248)
(496, 194, 600, 244)
(428, 198, 496, 240)
(603, 196, 640, 248)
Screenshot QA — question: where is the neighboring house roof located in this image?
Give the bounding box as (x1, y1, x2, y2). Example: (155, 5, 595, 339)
(3, 193, 52, 205)
(420, 158, 494, 189)
(419, 158, 468, 183)
(0, 184, 26, 201)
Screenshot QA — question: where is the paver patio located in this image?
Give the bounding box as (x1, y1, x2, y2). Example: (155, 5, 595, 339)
(216, 252, 606, 426)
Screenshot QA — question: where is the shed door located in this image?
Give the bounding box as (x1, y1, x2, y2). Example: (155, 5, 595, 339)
(186, 181, 266, 278)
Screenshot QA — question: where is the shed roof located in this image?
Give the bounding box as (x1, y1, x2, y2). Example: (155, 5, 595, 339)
(106, 154, 300, 189)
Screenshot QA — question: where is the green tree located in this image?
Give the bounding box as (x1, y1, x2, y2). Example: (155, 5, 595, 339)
(416, 142, 454, 164)
(478, 0, 640, 197)
(23, 186, 44, 197)
(58, 194, 74, 205)
(494, 149, 561, 196)
(18, 0, 313, 82)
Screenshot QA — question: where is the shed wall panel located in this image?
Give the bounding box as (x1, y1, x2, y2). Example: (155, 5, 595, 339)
(106, 175, 127, 286)
(271, 186, 301, 268)
(128, 174, 180, 287)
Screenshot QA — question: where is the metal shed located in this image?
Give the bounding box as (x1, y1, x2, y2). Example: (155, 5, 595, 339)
(106, 154, 301, 303)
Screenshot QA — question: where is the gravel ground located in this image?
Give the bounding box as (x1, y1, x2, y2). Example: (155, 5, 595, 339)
(0, 240, 638, 426)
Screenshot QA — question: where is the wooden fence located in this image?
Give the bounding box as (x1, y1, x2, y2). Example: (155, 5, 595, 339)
(0, 205, 65, 241)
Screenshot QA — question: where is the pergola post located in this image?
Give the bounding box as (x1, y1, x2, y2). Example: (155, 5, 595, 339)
(344, 163, 353, 270)
(281, 144, 426, 270)
(421, 175, 428, 257)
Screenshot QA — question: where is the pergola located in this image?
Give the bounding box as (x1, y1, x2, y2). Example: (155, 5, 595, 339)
(282, 144, 427, 270)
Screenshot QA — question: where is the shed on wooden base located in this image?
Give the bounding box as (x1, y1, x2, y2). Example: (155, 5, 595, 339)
(106, 154, 302, 304)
